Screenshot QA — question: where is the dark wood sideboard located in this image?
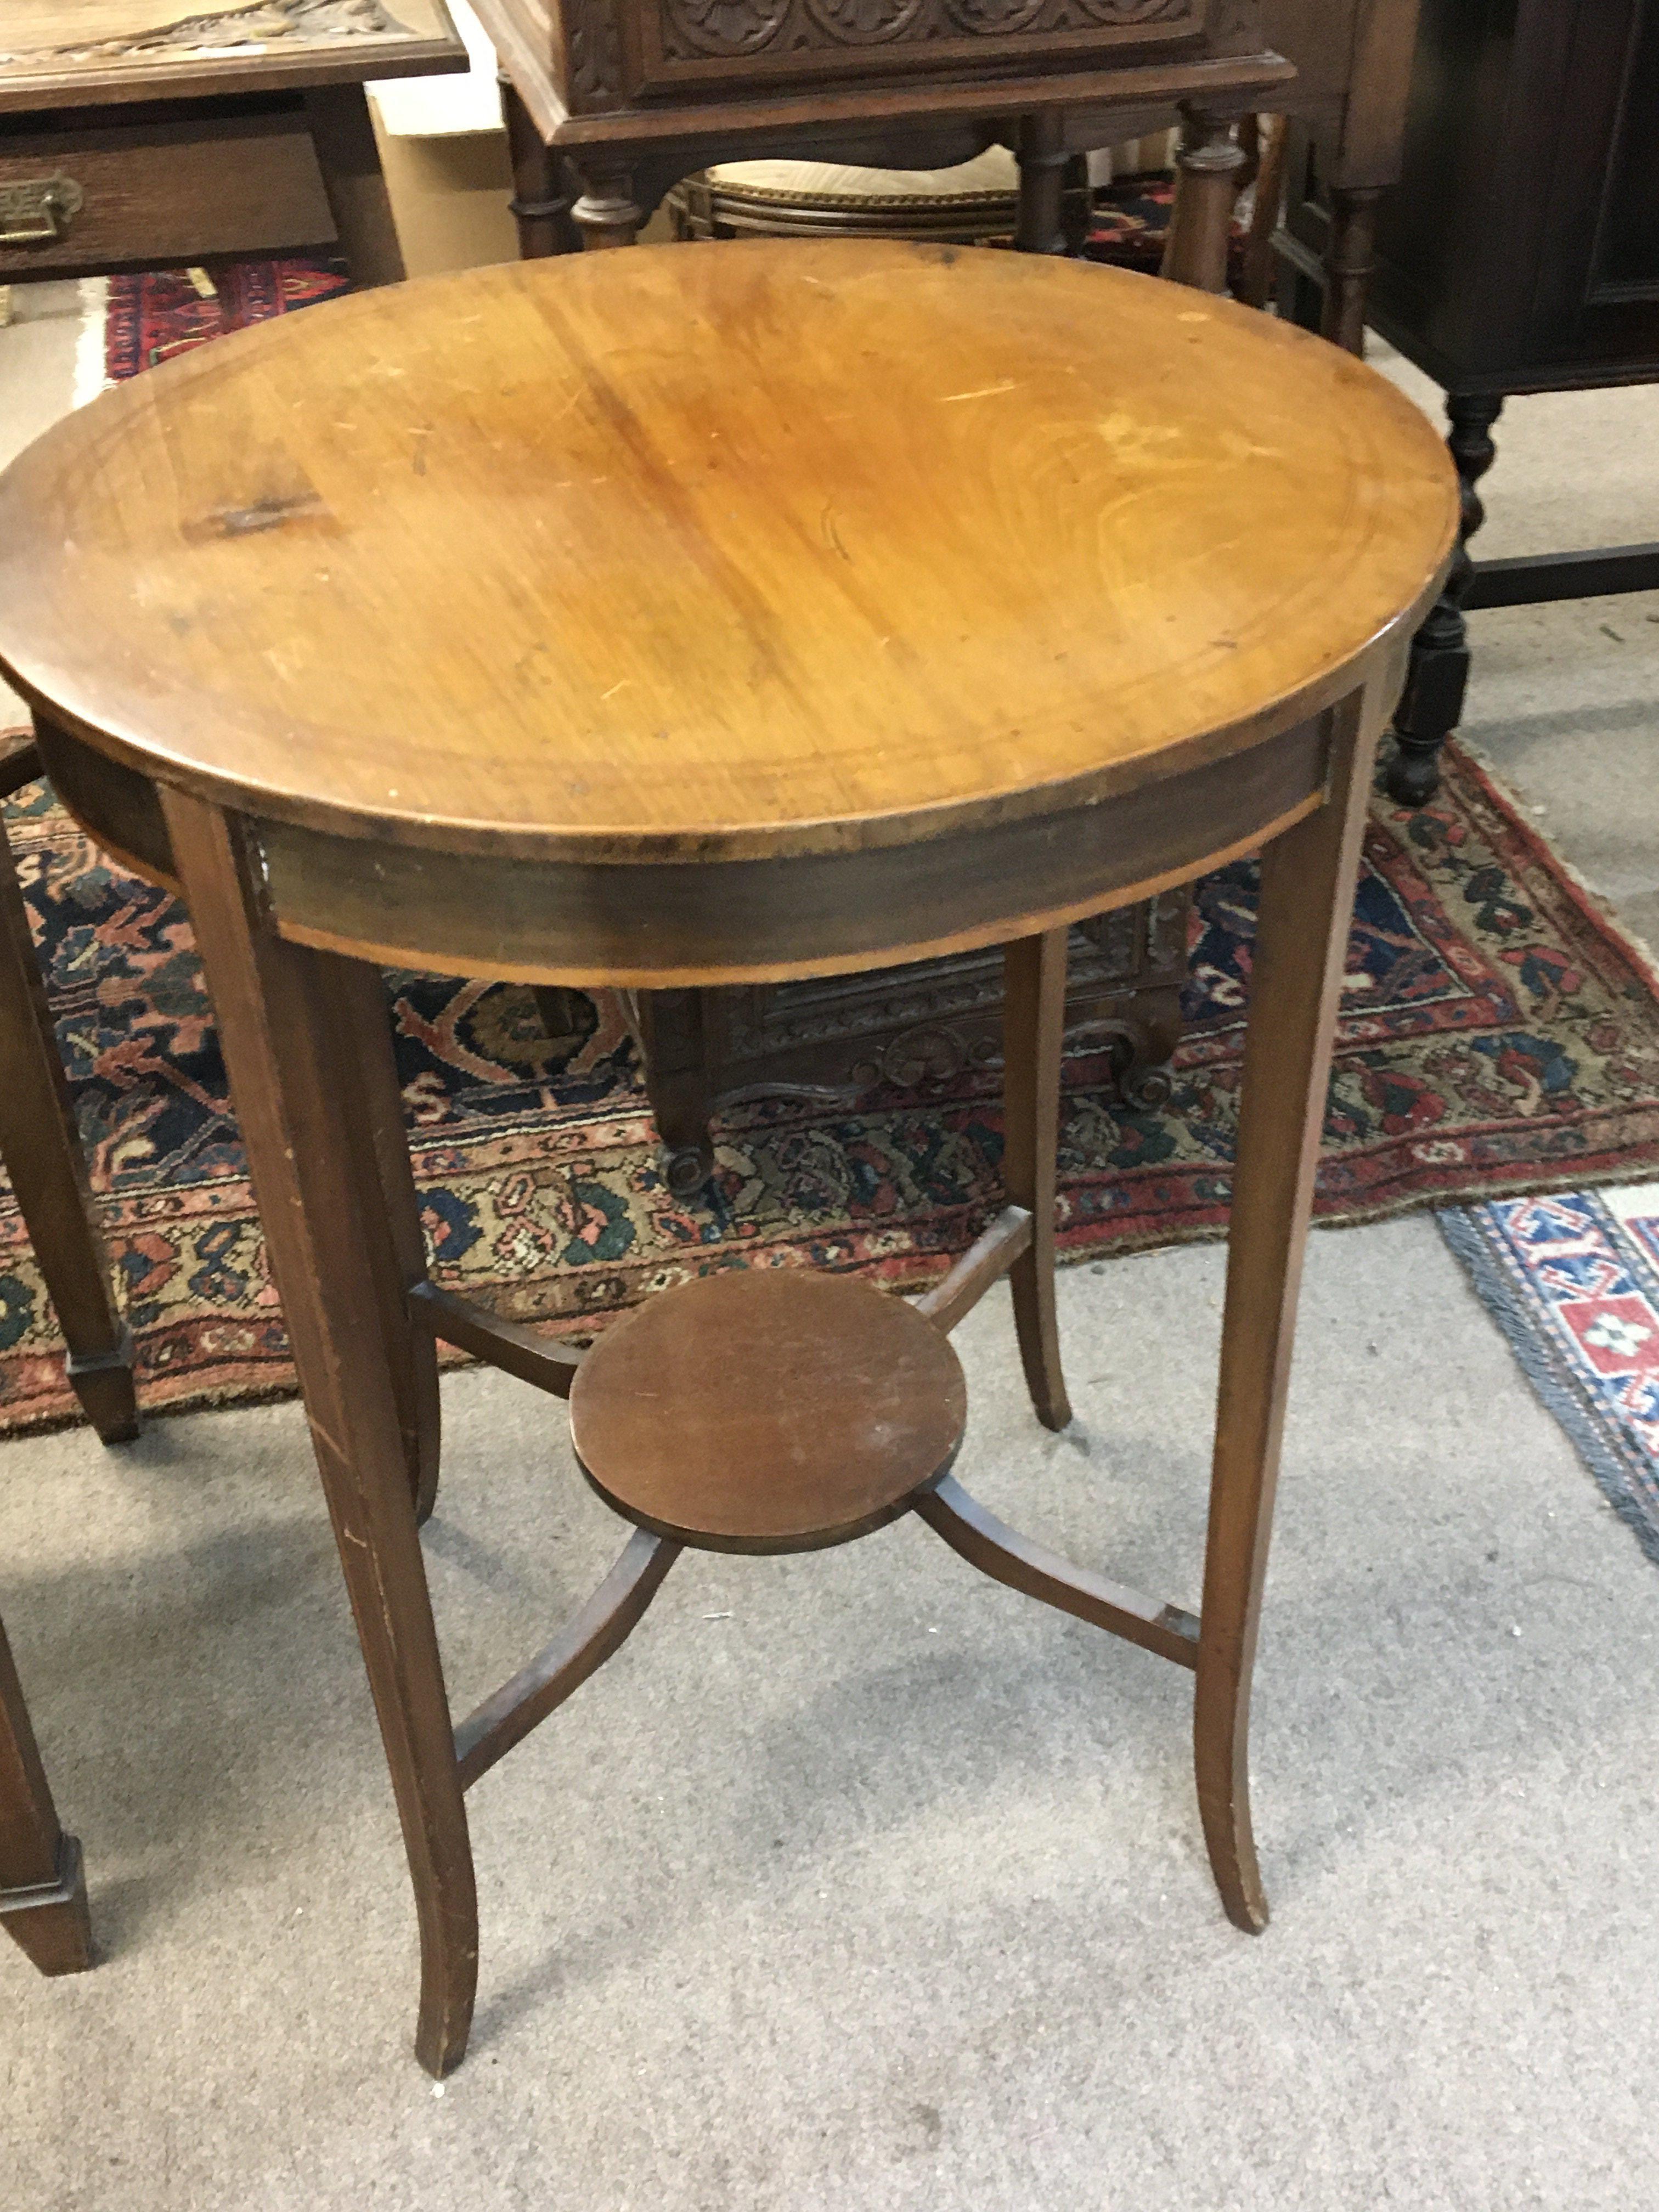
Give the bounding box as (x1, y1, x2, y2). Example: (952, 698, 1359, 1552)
(1285, 0, 1659, 802)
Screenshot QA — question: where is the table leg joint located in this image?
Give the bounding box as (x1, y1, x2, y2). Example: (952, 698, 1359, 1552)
(913, 1206, 1033, 1334)
(453, 1528, 680, 1790)
(409, 1281, 584, 1400)
(916, 1474, 1199, 1668)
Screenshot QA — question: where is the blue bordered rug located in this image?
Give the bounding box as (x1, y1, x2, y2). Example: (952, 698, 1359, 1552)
(1440, 1186, 1659, 1565)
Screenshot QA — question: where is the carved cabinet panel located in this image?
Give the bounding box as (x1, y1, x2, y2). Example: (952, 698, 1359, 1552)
(477, 0, 1291, 150)
(633, 0, 1208, 97)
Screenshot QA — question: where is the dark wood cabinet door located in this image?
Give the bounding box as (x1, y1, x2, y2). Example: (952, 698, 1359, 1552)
(1369, 0, 1659, 392)
(1544, 0, 1659, 370)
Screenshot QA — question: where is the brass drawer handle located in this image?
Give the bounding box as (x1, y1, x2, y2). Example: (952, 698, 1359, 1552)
(0, 177, 85, 247)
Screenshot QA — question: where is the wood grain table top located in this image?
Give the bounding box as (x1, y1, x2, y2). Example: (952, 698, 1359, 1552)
(0, 241, 1457, 866)
(0, 1, 466, 112)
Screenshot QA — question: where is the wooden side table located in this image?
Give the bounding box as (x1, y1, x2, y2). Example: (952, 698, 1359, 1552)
(0, 242, 1455, 2073)
(1263, 0, 1425, 351)
(481, 0, 1424, 317)
(0, 1, 467, 290)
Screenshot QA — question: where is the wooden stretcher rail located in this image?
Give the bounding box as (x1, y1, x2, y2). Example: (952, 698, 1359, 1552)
(453, 1528, 680, 1790)
(917, 1475, 1201, 1669)
(913, 1206, 1032, 1333)
(409, 1280, 585, 1399)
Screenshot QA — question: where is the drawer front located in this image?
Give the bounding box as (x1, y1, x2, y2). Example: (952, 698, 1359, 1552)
(0, 114, 334, 279)
(625, 0, 1209, 100)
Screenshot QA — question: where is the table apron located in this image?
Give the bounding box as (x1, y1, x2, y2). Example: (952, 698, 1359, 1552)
(32, 703, 1336, 991)
(261, 712, 1334, 985)
(32, 706, 1334, 988)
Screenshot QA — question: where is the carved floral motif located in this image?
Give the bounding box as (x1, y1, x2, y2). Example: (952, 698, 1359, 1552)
(942, 0, 1044, 30)
(663, 0, 791, 55)
(942, 0, 1046, 33)
(1070, 0, 1192, 22)
(569, 0, 624, 97)
(656, 0, 1199, 64)
(801, 0, 925, 44)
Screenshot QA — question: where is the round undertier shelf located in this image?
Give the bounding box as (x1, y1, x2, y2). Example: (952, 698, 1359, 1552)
(569, 1269, 968, 1554)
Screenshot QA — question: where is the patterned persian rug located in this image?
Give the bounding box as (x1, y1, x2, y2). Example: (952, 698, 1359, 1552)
(1441, 1188, 1659, 1565)
(99, 256, 350, 375)
(2, 259, 1658, 1436)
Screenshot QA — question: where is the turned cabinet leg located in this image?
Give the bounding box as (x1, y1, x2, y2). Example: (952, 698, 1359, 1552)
(1238, 114, 1289, 313)
(303, 83, 406, 289)
(1387, 394, 1504, 806)
(161, 792, 476, 2077)
(1319, 184, 1381, 358)
(1015, 110, 1069, 256)
(1, 1613, 93, 1976)
(501, 76, 579, 258)
(1194, 688, 1380, 1933)
(571, 163, 645, 250)
(1002, 930, 1071, 1432)
(1113, 994, 1181, 1111)
(0, 820, 137, 1443)
(1161, 103, 1246, 295)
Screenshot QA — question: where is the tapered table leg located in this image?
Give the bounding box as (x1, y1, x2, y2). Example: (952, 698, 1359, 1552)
(161, 792, 476, 2076)
(328, 960, 441, 1524)
(0, 819, 137, 1443)
(1193, 686, 1382, 1932)
(1002, 929, 1071, 1431)
(1, 1612, 93, 1977)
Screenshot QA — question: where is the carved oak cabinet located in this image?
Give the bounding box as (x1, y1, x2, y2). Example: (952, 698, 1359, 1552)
(471, 0, 1294, 249)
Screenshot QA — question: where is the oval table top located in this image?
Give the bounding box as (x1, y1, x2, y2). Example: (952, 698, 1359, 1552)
(0, 241, 1455, 872)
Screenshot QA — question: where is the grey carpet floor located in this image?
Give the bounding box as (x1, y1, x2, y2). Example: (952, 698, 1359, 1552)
(5, 1227, 1658, 2210)
(2, 289, 1657, 2211)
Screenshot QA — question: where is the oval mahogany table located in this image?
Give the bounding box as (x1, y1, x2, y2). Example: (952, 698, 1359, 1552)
(0, 242, 1456, 2073)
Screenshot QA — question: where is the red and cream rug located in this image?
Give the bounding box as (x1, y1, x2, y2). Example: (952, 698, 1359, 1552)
(1441, 1185, 1659, 1564)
